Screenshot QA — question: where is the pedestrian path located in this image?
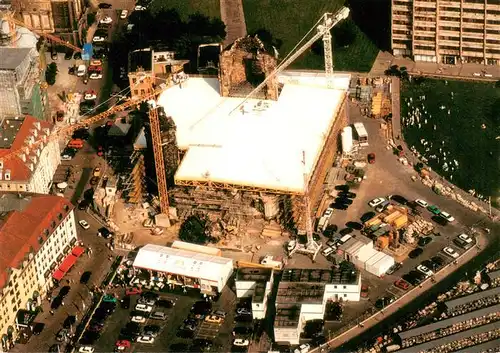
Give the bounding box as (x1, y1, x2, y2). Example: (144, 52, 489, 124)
(220, 0, 247, 47)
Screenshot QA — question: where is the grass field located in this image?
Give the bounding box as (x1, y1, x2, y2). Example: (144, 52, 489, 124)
(242, 0, 379, 72)
(401, 78, 500, 207)
(149, 0, 220, 19)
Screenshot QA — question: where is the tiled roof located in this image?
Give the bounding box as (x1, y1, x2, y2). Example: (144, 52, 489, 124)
(0, 116, 53, 182)
(0, 194, 74, 289)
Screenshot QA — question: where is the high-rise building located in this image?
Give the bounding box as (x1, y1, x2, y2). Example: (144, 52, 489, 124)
(391, 0, 500, 65)
(0, 193, 78, 351)
(0, 48, 48, 119)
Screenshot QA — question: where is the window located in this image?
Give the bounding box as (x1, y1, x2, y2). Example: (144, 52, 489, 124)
(132, 78, 137, 84)
(344, 294, 347, 297)
(38, 236, 43, 245)
(51, 221, 56, 229)
(58, 213, 62, 220)
(334, 285, 337, 289)
(133, 90, 138, 95)
(343, 285, 347, 289)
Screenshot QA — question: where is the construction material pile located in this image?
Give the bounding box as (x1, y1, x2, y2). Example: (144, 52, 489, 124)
(403, 217, 433, 244)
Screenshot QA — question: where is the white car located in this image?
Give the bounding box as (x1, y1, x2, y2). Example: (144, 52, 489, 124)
(76, 64, 86, 77)
(78, 347, 94, 353)
(131, 315, 146, 323)
(369, 198, 386, 208)
(294, 343, 311, 353)
(443, 246, 459, 259)
(135, 304, 153, 312)
(458, 233, 473, 244)
(84, 91, 97, 100)
(90, 60, 103, 66)
(233, 339, 249, 347)
(415, 199, 428, 208)
(61, 154, 72, 161)
(90, 72, 103, 80)
(136, 335, 154, 344)
(134, 5, 146, 10)
(120, 9, 128, 19)
(322, 247, 335, 258)
(416, 265, 434, 278)
(78, 220, 90, 230)
(324, 207, 334, 218)
(439, 211, 455, 222)
(92, 35, 106, 42)
(100, 16, 113, 24)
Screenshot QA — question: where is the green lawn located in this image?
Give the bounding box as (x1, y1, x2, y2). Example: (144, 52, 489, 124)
(401, 78, 500, 207)
(242, 0, 379, 72)
(149, 0, 220, 19)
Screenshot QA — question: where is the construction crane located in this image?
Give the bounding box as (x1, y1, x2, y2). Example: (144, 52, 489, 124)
(235, 7, 350, 261)
(1, 12, 82, 52)
(231, 6, 350, 115)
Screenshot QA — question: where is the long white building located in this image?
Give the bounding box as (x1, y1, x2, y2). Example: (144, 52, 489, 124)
(0, 116, 60, 194)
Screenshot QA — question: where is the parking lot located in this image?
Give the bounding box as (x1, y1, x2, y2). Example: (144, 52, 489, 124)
(85, 285, 240, 353)
(280, 101, 488, 340)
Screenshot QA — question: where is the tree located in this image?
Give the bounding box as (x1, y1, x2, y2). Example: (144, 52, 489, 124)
(179, 215, 213, 245)
(332, 20, 356, 48)
(45, 62, 58, 85)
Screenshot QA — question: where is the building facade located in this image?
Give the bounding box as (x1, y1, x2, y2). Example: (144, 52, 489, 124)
(0, 193, 77, 351)
(11, 0, 86, 44)
(0, 48, 48, 120)
(391, 0, 500, 65)
(0, 116, 60, 194)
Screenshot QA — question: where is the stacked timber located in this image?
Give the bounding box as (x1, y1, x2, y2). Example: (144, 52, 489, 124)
(261, 221, 282, 238)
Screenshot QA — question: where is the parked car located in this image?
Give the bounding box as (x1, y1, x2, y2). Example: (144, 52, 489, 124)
(369, 198, 386, 208)
(386, 262, 402, 275)
(125, 287, 142, 296)
(213, 309, 226, 318)
(416, 264, 434, 278)
(32, 322, 45, 335)
(375, 296, 395, 309)
(408, 248, 424, 259)
(56, 328, 68, 342)
(120, 9, 128, 18)
(80, 271, 92, 284)
(360, 211, 376, 223)
(439, 211, 455, 222)
(418, 236, 433, 247)
(204, 315, 223, 324)
(375, 200, 390, 212)
(79, 220, 90, 230)
(121, 296, 131, 309)
(59, 286, 71, 298)
(427, 205, 441, 215)
(97, 227, 113, 239)
(421, 259, 440, 272)
(394, 279, 410, 290)
(131, 315, 146, 323)
(322, 247, 335, 258)
(367, 152, 375, 164)
(233, 326, 253, 336)
(136, 335, 154, 344)
(135, 304, 153, 313)
(388, 194, 408, 205)
(157, 299, 175, 308)
(236, 307, 251, 316)
(98, 3, 112, 8)
(100, 16, 113, 24)
(339, 191, 356, 199)
(294, 343, 311, 353)
(150, 311, 167, 320)
(143, 325, 161, 337)
(443, 246, 459, 259)
(233, 339, 250, 347)
(415, 199, 428, 208)
(454, 233, 474, 249)
(137, 297, 156, 306)
(431, 256, 446, 268)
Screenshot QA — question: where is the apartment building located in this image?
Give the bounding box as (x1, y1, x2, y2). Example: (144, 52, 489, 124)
(0, 48, 48, 120)
(391, 0, 500, 65)
(0, 116, 60, 194)
(0, 193, 77, 351)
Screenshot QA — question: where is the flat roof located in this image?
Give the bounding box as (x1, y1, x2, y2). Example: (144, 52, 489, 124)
(455, 338, 500, 353)
(276, 282, 325, 304)
(129, 48, 152, 72)
(399, 303, 500, 340)
(488, 269, 500, 280)
(133, 244, 233, 283)
(445, 286, 500, 311)
(0, 47, 31, 70)
(236, 268, 273, 282)
(274, 304, 301, 327)
(396, 321, 500, 353)
(253, 282, 266, 303)
(281, 268, 359, 285)
(158, 72, 350, 193)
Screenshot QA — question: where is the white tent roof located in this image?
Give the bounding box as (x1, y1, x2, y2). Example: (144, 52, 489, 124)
(157, 72, 350, 193)
(133, 244, 233, 282)
(133, 127, 147, 150)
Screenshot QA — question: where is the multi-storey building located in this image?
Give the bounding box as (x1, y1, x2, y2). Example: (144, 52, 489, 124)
(0, 116, 60, 194)
(0, 48, 48, 120)
(391, 0, 500, 65)
(0, 193, 77, 351)
(11, 0, 86, 44)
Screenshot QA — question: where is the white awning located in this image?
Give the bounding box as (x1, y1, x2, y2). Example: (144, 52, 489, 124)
(133, 244, 233, 283)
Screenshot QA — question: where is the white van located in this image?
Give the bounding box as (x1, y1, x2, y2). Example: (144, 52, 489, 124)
(77, 64, 86, 77)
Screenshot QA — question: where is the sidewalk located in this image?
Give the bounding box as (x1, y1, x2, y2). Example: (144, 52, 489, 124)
(220, 0, 247, 47)
(318, 232, 489, 351)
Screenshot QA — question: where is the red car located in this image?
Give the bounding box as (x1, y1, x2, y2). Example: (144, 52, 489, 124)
(360, 284, 369, 298)
(394, 279, 410, 291)
(125, 287, 142, 296)
(97, 146, 104, 157)
(368, 153, 376, 164)
(115, 340, 131, 351)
